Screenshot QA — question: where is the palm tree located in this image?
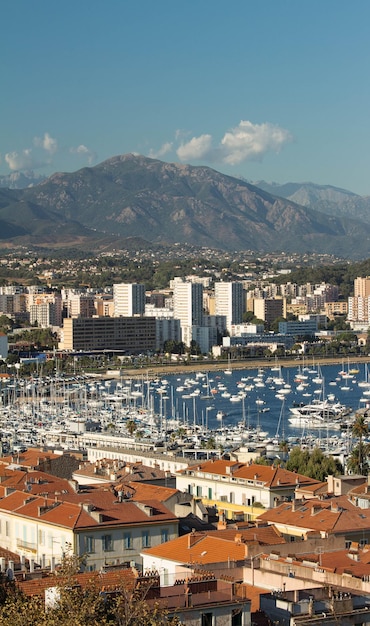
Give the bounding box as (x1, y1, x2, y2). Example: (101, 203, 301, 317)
(126, 420, 137, 437)
(351, 413, 369, 475)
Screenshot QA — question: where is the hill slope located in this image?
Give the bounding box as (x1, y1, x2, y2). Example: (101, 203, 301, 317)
(254, 180, 370, 224)
(1, 155, 370, 258)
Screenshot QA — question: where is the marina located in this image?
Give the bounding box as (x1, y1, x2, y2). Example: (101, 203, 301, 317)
(1, 360, 369, 461)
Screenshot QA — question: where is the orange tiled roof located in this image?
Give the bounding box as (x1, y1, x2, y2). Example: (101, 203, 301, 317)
(124, 481, 178, 502)
(258, 496, 370, 534)
(0, 448, 59, 468)
(142, 532, 248, 564)
(179, 461, 319, 488)
(0, 487, 177, 530)
(17, 567, 136, 597)
(206, 525, 286, 546)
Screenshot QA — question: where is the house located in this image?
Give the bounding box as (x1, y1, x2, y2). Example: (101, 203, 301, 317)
(176, 460, 319, 518)
(260, 586, 370, 625)
(16, 565, 251, 626)
(141, 526, 286, 587)
(257, 495, 370, 545)
(72, 458, 173, 487)
(0, 483, 178, 571)
(0, 448, 82, 479)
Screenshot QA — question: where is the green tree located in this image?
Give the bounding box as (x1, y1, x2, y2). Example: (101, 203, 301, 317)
(0, 551, 179, 626)
(350, 413, 369, 475)
(126, 420, 137, 437)
(286, 446, 342, 480)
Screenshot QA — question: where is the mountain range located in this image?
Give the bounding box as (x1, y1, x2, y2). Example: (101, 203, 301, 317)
(0, 154, 369, 259)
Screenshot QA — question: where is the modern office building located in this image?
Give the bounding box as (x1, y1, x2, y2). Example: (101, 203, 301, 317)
(113, 283, 145, 317)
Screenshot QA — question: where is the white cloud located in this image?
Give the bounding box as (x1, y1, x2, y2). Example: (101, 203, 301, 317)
(149, 142, 173, 158)
(176, 134, 213, 161)
(220, 120, 292, 165)
(153, 119, 292, 166)
(70, 144, 97, 165)
(5, 149, 44, 171)
(34, 132, 58, 155)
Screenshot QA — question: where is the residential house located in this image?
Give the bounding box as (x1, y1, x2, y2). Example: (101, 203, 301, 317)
(0, 482, 178, 571)
(141, 526, 286, 587)
(176, 460, 319, 518)
(257, 495, 370, 545)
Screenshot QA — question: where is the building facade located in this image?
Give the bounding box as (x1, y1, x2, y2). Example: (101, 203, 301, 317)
(59, 316, 156, 352)
(113, 283, 145, 317)
(214, 281, 244, 331)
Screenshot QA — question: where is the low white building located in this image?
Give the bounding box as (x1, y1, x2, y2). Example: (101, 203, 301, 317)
(176, 460, 319, 511)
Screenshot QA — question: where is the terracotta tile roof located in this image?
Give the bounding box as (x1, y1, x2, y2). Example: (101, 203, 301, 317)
(17, 567, 136, 597)
(296, 481, 328, 494)
(258, 496, 370, 534)
(0, 448, 59, 469)
(142, 531, 248, 564)
(73, 460, 166, 483)
(348, 481, 369, 496)
(0, 467, 76, 497)
(0, 487, 178, 530)
(206, 525, 286, 546)
(263, 546, 370, 580)
(179, 461, 319, 488)
(124, 481, 178, 503)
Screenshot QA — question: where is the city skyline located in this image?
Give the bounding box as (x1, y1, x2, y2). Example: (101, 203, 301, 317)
(2, 1, 370, 195)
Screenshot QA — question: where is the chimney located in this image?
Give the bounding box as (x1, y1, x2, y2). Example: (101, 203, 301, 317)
(187, 529, 198, 549)
(291, 500, 296, 512)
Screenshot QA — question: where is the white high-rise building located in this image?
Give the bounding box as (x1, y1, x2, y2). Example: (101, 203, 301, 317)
(173, 281, 203, 346)
(215, 282, 244, 331)
(113, 283, 145, 317)
(173, 281, 203, 327)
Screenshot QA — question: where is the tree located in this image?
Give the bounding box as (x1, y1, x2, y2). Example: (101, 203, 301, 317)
(350, 413, 369, 475)
(286, 446, 342, 481)
(126, 420, 137, 437)
(0, 551, 179, 626)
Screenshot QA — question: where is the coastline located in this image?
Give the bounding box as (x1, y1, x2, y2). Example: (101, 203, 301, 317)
(116, 355, 370, 379)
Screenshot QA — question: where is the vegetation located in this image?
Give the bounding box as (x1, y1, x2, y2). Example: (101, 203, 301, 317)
(286, 447, 343, 481)
(0, 552, 179, 626)
(347, 414, 370, 475)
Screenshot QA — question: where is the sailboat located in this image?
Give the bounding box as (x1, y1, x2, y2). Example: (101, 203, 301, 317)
(224, 353, 232, 375)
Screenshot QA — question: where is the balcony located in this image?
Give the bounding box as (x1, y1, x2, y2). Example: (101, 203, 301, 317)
(16, 538, 37, 553)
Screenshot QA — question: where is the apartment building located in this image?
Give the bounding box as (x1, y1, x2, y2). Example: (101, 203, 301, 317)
(58, 316, 156, 352)
(113, 283, 145, 317)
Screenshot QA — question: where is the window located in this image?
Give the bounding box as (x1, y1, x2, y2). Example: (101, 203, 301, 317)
(141, 531, 150, 548)
(85, 536, 95, 553)
(208, 487, 212, 499)
(161, 529, 168, 543)
(38, 529, 45, 545)
(102, 535, 113, 552)
(232, 607, 242, 626)
(196, 485, 202, 497)
(124, 532, 132, 550)
(5, 521, 9, 537)
(201, 613, 213, 626)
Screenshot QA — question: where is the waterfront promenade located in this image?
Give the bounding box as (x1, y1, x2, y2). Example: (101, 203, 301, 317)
(116, 355, 370, 379)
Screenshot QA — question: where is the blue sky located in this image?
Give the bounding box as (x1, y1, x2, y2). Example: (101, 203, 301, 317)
(2, 1, 370, 194)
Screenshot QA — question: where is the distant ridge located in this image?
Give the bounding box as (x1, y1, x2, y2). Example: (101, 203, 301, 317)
(254, 180, 370, 225)
(0, 154, 369, 258)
